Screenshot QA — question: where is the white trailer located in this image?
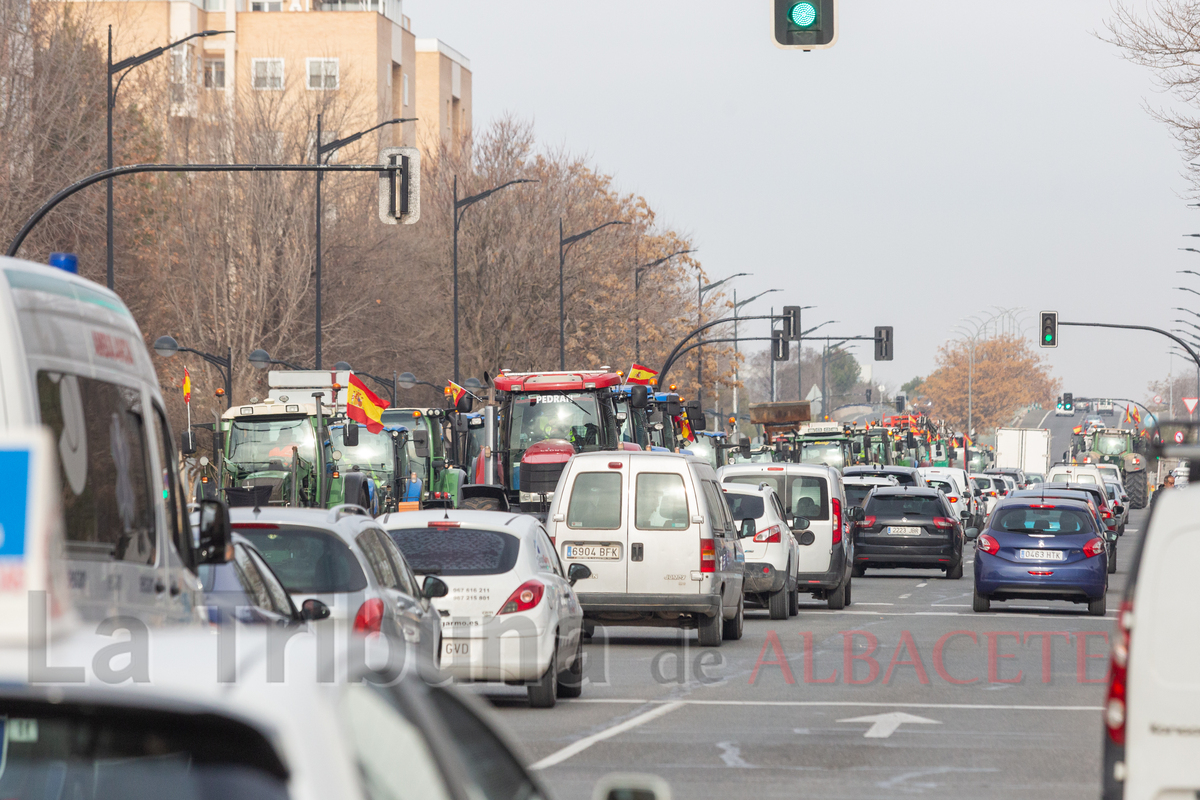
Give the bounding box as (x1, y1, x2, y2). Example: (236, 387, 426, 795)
(994, 427, 1051, 476)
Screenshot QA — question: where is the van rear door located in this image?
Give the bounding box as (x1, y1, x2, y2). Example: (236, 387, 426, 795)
(787, 472, 835, 575)
(626, 455, 699, 596)
(556, 461, 627, 593)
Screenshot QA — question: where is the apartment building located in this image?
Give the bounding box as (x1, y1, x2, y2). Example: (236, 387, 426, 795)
(84, 0, 470, 155)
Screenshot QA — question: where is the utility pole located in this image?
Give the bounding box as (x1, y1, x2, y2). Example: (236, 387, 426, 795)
(769, 305, 776, 402)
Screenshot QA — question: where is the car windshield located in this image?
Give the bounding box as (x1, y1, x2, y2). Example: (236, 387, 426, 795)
(508, 392, 602, 457)
(798, 440, 845, 470)
(864, 495, 943, 517)
(1095, 434, 1129, 455)
(237, 526, 368, 593)
(330, 425, 396, 478)
(927, 479, 955, 495)
(723, 492, 765, 521)
(227, 416, 315, 471)
(387, 528, 521, 575)
(725, 474, 830, 520)
(992, 506, 1094, 534)
(844, 484, 876, 508)
(850, 469, 918, 486)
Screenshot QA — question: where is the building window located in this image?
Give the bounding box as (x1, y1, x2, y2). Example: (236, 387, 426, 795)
(204, 0, 224, 10)
(170, 50, 190, 105)
(204, 58, 225, 89)
(306, 58, 338, 91)
(402, 73, 409, 107)
(252, 58, 284, 90)
(250, 0, 282, 10)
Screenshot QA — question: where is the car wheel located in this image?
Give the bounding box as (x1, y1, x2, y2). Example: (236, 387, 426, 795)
(852, 563, 866, 578)
(1107, 542, 1118, 575)
(945, 559, 963, 580)
(581, 622, 595, 640)
(972, 588, 991, 612)
(527, 648, 558, 708)
(768, 586, 788, 620)
(723, 596, 744, 640)
(557, 635, 584, 698)
(843, 577, 852, 606)
(827, 578, 847, 610)
(788, 583, 799, 617)
(1088, 595, 1107, 617)
(697, 609, 723, 647)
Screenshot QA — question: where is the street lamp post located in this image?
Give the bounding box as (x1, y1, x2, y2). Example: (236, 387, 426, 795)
(797, 317, 833, 401)
(697, 272, 749, 415)
(397, 372, 442, 391)
(453, 176, 537, 382)
(559, 218, 629, 370)
(314, 115, 416, 369)
(633, 248, 694, 363)
(153, 336, 233, 408)
(731, 288, 781, 418)
(107, 27, 230, 290)
(248, 349, 308, 371)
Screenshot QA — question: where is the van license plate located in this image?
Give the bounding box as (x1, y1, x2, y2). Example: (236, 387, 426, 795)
(566, 544, 620, 560)
(1020, 549, 1065, 561)
(887, 526, 922, 536)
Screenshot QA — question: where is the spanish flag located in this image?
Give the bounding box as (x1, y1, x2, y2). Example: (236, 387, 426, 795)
(676, 414, 695, 443)
(627, 363, 658, 385)
(1133, 406, 1142, 424)
(182, 368, 191, 404)
(346, 373, 388, 433)
(1124, 405, 1132, 424)
(447, 381, 467, 407)
(1073, 425, 1083, 435)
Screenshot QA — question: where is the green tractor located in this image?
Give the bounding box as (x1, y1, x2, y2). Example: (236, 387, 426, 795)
(1079, 427, 1149, 509)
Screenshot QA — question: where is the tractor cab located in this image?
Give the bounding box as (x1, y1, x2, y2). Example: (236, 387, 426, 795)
(380, 407, 464, 508)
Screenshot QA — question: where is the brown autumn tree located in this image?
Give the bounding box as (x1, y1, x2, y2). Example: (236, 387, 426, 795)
(919, 333, 1059, 433)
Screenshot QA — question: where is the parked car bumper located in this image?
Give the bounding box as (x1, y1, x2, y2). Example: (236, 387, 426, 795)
(743, 561, 787, 594)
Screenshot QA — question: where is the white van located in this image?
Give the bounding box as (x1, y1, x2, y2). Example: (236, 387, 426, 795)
(0, 256, 216, 625)
(718, 463, 854, 609)
(548, 451, 746, 646)
(1046, 464, 1106, 486)
(1103, 486, 1200, 798)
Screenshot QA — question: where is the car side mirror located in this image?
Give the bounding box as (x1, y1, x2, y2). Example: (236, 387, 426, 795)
(197, 498, 231, 564)
(630, 385, 649, 410)
(960, 510, 971, 519)
(422, 575, 449, 599)
(412, 428, 430, 459)
(343, 419, 360, 448)
(301, 598, 331, 621)
(797, 530, 816, 545)
(846, 506, 865, 522)
(792, 517, 811, 531)
(739, 518, 755, 539)
(568, 563, 592, 585)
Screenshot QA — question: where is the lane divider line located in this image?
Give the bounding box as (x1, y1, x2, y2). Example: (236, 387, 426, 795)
(563, 699, 1102, 711)
(531, 701, 684, 770)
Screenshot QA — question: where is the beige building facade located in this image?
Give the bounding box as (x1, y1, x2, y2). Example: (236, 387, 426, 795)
(81, 0, 470, 155)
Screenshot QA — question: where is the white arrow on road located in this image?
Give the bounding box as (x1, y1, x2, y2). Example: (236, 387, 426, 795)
(837, 712, 941, 738)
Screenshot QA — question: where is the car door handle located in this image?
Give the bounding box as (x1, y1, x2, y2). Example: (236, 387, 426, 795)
(631, 543, 644, 562)
(169, 584, 181, 597)
(154, 581, 166, 594)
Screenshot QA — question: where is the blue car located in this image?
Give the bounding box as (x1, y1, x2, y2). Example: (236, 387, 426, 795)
(973, 498, 1108, 616)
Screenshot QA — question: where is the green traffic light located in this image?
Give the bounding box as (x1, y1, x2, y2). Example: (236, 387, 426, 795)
(789, 1, 818, 27)
(1044, 333, 1053, 342)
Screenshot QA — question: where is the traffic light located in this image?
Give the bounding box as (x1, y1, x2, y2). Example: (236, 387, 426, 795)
(782, 306, 802, 340)
(1056, 395, 1063, 411)
(773, 0, 838, 50)
(772, 330, 790, 361)
(1064, 392, 1073, 411)
(1039, 311, 1058, 348)
(378, 146, 420, 224)
(874, 326, 893, 361)
(895, 395, 905, 413)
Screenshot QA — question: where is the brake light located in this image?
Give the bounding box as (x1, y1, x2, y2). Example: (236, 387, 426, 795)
(1028, 504, 1056, 509)
(1106, 599, 1132, 744)
(353, 598, 385, 634)
(933, 516, 955, 530)
(861, 515, 876, 529)
(947, 496, 958, 503)
(988, 490, 997, 497)
(428, 520, 462, 528)
(1083, 538, 1106, 558)
(232, 523, 280, 529)
(1101, 508, 1112, 519)
(976, 534, 999, 555)
(754, 524, 782, 543)
(767, 466, 784, 471)
(498, 580, 545, 614)
(700, 538, 717, 572)
(831, 497, 843, 544)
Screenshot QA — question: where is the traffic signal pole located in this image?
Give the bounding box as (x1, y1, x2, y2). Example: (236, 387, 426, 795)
(1057, 321, 1200, 370)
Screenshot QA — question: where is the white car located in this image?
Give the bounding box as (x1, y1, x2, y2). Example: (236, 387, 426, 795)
(233, 505, 447, 670)
(1104, 481, 1129, 534)
(1047, 463, 1108, 486)
(721, 483, 801, 620)
(383, 509, 588, 708)
(920, 467, 981, 534)
(970, 473, 1004, 517)
(842, 475, 899, 508)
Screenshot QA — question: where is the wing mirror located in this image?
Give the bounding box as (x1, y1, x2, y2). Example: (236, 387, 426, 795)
(568, 563, 592, 585)
(196, 498, 231, 564)
(343, 419, 360, 448)
(739, 436, 751, 460)
(630, 385, 649, 410)
(845, 506, 865, 523)
(791, 517, 811, 531)
(739, 518, 756, 539)
(686, 400, 706, 432)
(960, 510, 971, 519)
(422, 575, 449, 599)
(300, 598, 331, 621)
(412, 428, 430, 458)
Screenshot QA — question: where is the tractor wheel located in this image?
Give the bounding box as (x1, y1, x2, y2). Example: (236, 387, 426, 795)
(1125, 471, 1148, 510)
(462, 496, 503, 511)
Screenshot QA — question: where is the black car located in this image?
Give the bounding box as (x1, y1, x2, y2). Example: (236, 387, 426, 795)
(853, 487, 966, 578)
(843, 465, 927, 487)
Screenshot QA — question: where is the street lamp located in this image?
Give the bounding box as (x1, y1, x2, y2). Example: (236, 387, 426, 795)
(396, 372, 441, 391)
(107, 27, 230, 290)
(153, 335, 233, 408)
(730, 288, 781, 418)
(1174, 307, 1200, 321)
(248, 349, 308, 371)
(696, 272, 749, 412)
(453, 176, 538, 382)
(559, 218, 630, 370)
(1177, 286, 1200, 301)
(313, 115, 417, 370)
(634, 248, 695, 363)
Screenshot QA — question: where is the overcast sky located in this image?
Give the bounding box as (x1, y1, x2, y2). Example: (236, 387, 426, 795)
(405, 0, 1198, 402)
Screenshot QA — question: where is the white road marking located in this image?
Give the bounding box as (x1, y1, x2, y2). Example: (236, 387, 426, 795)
(1037, 409, 1052, 428)
(833, 609, 1117, 619)
(916, 582, 928, 588)
(717, 741, 754, 767)
(564, 699, 1103, 711)
(531, 701, 683, 770)
(855, 602, 894, 606)
(931, 603, 970, 607)
(1126, 529, 1139, 533)
(898, 593, 912, 599)
(838, 711, 940, 738)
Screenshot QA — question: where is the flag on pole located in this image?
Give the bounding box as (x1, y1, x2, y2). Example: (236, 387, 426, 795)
(447, 381, 467, 407)
(1073, 425, 1083, 435)
(182, 368, 191, 404)
(676, 414, 695, 443)
(626, 363, 658, 385)
(346, 374, 388, 433)
(1133, 406, 1142, 424)
(1124, 405, 1132, 424)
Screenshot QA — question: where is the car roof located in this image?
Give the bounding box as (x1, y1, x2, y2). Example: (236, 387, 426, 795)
(846, 465, 919, 475)
(228, 506, 381, 540)
(843, 476, 897, 485)
(994, 496, 1093, 512)
(719, 463, 834, 477)
(721, 482, 777, 497)
(379, 508, 541, 534)
(869, 486, 941, 498)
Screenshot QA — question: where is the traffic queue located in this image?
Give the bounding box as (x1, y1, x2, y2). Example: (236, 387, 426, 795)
(0, 252, 1196, 799)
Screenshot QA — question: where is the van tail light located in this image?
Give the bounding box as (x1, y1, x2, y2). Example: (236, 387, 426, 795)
(861, 515, 876, 530)
(353, 598, 385, 634)
(932, 517, 955, 530)
(976, 534, 999, 555)
(700, 539, 717, 572)
(498, 580, 545, 614)
(754, 525, 782, 543)
(831, 498, 843, 544)
(1083, 538, 1106, 558)
(1106, 599, 1132, 744)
